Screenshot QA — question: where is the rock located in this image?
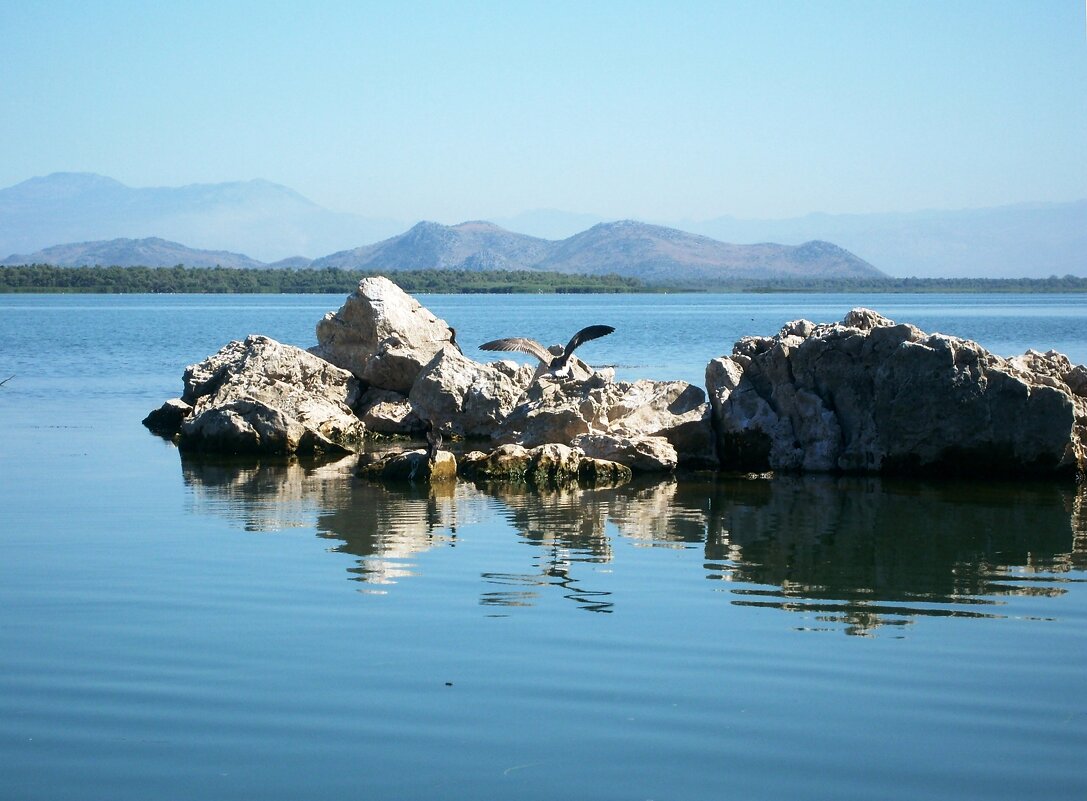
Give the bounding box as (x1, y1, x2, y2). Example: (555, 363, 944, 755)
(409, 347, 532, 437)
(357, 449, 458, 482)
(459, 443, 632, 486)
(494, 373, 714, 468)
(572, 433, 678, 472)
(167, 335, 365, 455)
(494, 374, 606, 447)
(142, 398, 193, 437)
(355, 388, 424, 435)
(604, 379, 717, 468)
(707, 308, 1087, 476)
(310, 276, 456, 393)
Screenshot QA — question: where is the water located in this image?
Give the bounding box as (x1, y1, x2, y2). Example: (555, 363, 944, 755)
(1, 293, 1085, 800)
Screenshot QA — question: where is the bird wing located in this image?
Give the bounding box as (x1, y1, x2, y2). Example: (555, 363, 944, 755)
(563, 325, 615, 356)
(479, 337, 553, 364)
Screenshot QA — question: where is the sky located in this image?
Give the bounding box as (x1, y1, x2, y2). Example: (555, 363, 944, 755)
(1, 0, 1084, 224)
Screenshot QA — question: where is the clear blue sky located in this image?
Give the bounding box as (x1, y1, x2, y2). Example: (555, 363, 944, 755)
(1, 0, 1084, 223)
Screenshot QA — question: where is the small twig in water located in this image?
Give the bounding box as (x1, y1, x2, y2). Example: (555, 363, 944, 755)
(0, 375, 13, 388)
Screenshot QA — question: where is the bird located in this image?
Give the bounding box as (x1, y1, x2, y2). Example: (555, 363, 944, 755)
(479, 325, 615, 376)
(431, 326, 462, 354)
(445, 327, 462, 354)
(424, 419, 443, 463)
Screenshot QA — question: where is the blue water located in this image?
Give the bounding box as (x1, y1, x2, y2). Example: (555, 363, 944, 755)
(1, 293, 1085, 800)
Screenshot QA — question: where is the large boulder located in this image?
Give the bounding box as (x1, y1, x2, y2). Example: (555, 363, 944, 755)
(310, 276, 457, 393)
(147, 335, 365, 455)
(409, 348, 534, 437)
(707, 308, 1087, 476)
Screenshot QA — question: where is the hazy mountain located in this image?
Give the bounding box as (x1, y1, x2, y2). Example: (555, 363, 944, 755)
(0, 172, 404, 262)
(5, 173, 1081, 277)
(312, 220, 553, 271)
(536, 220, 880, 283)
(684, 201, 1087, 278)
(0, 237, 266, 268)
(310, 218, 881, 284)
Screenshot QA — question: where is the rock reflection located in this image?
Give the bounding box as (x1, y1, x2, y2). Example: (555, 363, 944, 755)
(179, 451, 1086, 632)
(697, 476, 1087, 635)
(315, 480, 483, 588)
(482, 483, 616, 612)
(181, 452, 357, 532)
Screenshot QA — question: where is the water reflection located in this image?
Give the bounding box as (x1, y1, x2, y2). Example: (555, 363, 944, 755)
(181, 453, 357, 532)
(694, 477, 1087, 635)
(179, 452, 1087, 633)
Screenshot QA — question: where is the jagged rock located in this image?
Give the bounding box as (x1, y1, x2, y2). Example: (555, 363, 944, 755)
(494, 373, 714, 468)
(572, 433, 678, 472)
(142, 398, 193, 437)
(707, 308, 1087, 476)
(355, 388, 424, 435)
(157, 335, 365, 455)
(409, 348, 533, 437)
(459, 443, 632, 485)
(357, 449, 458, 482)
(604, 379, 717, 468)
(310, 276, 456, 393)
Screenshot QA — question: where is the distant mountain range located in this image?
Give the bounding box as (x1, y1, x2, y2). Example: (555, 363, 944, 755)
(0, 172, 402, 262)
(1, 222, 882, 285)
(681, 202, 1087, 280)
(4, 237, 269, 269)
(1, 172, 1084, 277)
(309, 219, 879, 282)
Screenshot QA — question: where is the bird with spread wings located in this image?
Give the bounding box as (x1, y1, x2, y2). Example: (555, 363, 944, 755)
(479, 325, 614, 376)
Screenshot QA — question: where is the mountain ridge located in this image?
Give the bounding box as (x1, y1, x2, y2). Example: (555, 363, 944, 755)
(2, 172, 1083, 277)
(2, 221, 882, 285)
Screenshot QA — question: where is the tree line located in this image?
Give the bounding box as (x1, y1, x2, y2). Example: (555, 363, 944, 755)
(0, 264, 650, 294)
(0, 264, 1084, 294)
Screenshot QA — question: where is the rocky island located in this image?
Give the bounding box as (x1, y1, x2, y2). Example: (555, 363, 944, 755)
(145, 277, 1087, 480)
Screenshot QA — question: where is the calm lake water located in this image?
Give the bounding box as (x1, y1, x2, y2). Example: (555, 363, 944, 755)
(1, 292, 1085, 800)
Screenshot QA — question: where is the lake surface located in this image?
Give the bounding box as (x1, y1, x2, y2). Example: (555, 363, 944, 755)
(1, 292, 1085, 800)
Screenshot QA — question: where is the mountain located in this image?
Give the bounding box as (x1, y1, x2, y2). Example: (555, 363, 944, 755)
(535, 221, 879, 283)
(310, 219, 881, 283)
(0, 172, 404, 262)
(0, 237, 268, 268)
(312, 220, 553, 271)
(684, 200, 1087, 278)
(4, 173, 1081, 277)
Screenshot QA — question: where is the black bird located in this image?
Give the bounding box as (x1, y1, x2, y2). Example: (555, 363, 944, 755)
(446, 327, 462, 354)
(424, 419, 443, 463)
(479, 325, 614, 376)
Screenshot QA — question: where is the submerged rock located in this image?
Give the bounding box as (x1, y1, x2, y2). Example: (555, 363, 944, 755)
(707, 308, 1087, 476)
(357, 449, 458, 482)
(459, 443, 632, 486)
(148, 335, 365, 455)
(142, 398, 193, 436)
(310, 276, 457, 393)
(572, 433, 679, 473)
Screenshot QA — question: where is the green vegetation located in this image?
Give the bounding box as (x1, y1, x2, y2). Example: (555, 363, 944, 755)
(0, 264, 1085, 294)
(706, 275, 1087, 293)
(0, 264, 649, 294)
